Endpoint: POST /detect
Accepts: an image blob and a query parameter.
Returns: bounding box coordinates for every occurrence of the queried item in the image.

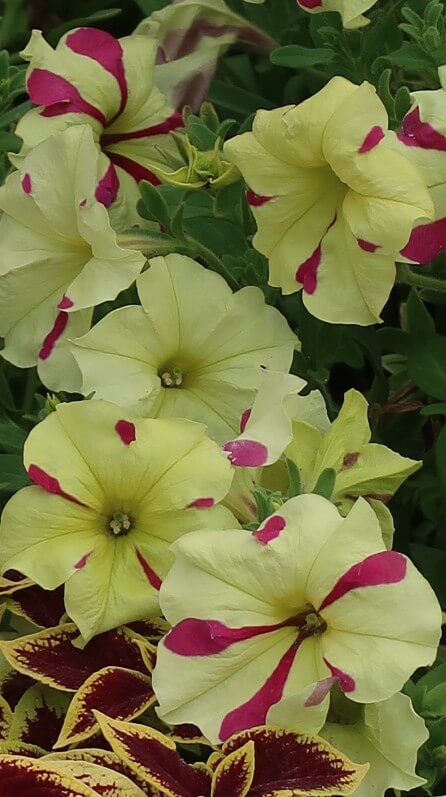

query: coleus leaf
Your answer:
[54,667,155,748]
[45,748,150,792]
[222,727,369,795]
[9,685,70,751]
[211,741,254,797]
[42,759,147,796]
[0,575,32,596]
[0,755,99,796]
[0,623,154,691]
[0,665,34,710]
[128,618,170,643]
[6,585,65,628]
[168,724,210,745]
[95,712,213,797]
[0,740,45,757]
[0,696,12,741]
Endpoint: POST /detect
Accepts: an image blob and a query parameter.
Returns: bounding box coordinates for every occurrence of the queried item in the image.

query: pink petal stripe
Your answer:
[187,498,215,508]
[299,0,323,6]
[66,28,127,114]
[358,125,385,154]
[164,618,287,656]
[318,551,407,611]
[304,676,337,707]
[74,552,92,570]
[136,550,162,590]
[115,420,136,445]
[253,515,286,545]
[223,439,269,467]
[239,409,251,433]
[101,111,183,145]
[107,151,161,185]
[357,239,379,253]
[57,295,74,310]
[398,107,446,151]
[323,659,355,693]
[21,173,32,194]
[401,216,446,264]
[246,190,273,207]
[295,244,321,295]
[219,640,300,740]
[95,161,119,207]
[28,69,106,125]
[38,312,68,360]
[28,464,88,507]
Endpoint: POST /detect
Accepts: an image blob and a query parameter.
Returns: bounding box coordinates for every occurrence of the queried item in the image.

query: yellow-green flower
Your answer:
[297,0,378,28]
[71,254,297,445]
[0,126,145,392]
[224,78,433,325]
[0,400,234,644]
[153,495,441,743]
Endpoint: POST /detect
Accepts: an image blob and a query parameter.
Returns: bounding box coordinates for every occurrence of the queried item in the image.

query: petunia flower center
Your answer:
[160,367,183,388]
[291,604,327,638]
[109,512,132,536]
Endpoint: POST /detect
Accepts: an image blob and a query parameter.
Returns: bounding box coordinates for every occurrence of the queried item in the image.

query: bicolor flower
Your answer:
[268,684,429,797]
[136,0,274,111]
[0,400,234,643]
[297,0,378,28]
[153,494,441,743]
[71,254,297,445]
[16,27,183,225]
[224,78,433,325]
[0,126,145,392]
[391,65,446,264]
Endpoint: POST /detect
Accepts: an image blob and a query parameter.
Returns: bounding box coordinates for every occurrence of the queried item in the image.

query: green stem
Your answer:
[396,264,446,293]
[22,367,38,414]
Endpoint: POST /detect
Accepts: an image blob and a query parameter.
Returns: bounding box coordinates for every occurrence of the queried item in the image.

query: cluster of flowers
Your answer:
[0,0,445,793]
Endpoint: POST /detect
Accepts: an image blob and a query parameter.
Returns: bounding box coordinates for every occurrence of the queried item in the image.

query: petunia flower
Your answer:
[296,0,378,28]
[153,494,441,743]
[0,125,145,392]
[267,683,429,797]
[15,27,183,225]
[71,254,297,445]
[224,78,434,325]
[390,65,446,264]
[0,400,234,644]
[135,0,275,111]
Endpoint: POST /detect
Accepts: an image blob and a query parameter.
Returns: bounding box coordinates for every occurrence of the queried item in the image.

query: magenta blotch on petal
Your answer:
[219,641,300,740]
[323,659,355,693]
[165,618,286,656]
[401,217,446,264]
[318,551,407,611]
[296,244,321,294]
[57,295,74,310]
[21,173,32,194]
[246,189,273,207]
[399,107,446,152]
[299,0,323,7]
[304,677,337,707]
[66,28,128,114]
[342,452,360,468]
[187,498,215,509]
[28,69,106,124]
[95,162,119,207]
[253,515,286,545]
[357,239,379,253]
[358,126,385,154]
[239,409,251,433]
[115,420,136,445]
[38,312,69,360]
[136,550,162,590]
[74,553,92,570]
[27,464,88,507]
[223,439,269,467]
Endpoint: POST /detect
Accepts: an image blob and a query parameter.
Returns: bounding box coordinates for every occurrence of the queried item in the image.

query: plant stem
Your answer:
[396,264,446,293]
[22,368,38,414]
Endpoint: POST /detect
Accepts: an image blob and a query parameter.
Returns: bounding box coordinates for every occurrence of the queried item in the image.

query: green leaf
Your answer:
[406,289,435,337]
[313,468,336,500]
[0,454,28,492]
[0,131,21,152]
[46,9,122,45]
[0,421,26,451]
[208,80,274,116]
[139,181,171,230]
[270,45,334,68]
[186,116,217,150]
[435,426,446,491]
[408,334,446,400]
[421,403,446,416]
